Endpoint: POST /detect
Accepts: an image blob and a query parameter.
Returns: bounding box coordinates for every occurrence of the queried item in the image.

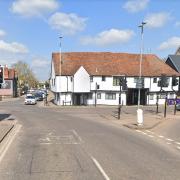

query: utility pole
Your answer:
[137,22,146,125]
[118,79,122,119]
[59,36,63,105]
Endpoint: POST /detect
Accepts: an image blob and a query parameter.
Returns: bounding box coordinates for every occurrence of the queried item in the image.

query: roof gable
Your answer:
[167,55,180,72]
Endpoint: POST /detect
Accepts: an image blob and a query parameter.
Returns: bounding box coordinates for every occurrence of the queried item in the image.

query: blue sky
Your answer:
[0,0,180,81]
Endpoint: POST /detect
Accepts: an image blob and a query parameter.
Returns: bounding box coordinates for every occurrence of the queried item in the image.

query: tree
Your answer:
[12,61,39,89]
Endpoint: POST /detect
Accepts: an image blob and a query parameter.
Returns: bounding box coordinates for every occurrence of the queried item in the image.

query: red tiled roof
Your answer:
[52,52,179,76]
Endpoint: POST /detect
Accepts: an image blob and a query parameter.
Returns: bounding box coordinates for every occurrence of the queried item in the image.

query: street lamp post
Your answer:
[58,36,63,105]
[137,22,146,125]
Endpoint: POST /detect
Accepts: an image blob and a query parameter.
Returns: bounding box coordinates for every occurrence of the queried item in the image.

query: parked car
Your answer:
[34,93,43,101]
[176,104,180,111]
[24,95,37,105]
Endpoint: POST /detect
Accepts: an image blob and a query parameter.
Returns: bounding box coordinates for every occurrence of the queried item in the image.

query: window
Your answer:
[88,93,93,99]
[105,93,116,100]
[134,77,139,83]
[160,93,166,99]
[54,78,55,86]
[113,77,120,86]
[149,94,154,100]
[97,93,101,99]
[169,93,174,99]
[70,77,73,81]
[153,78,157,83]
[90,76,93,82]
[102,76,106,81]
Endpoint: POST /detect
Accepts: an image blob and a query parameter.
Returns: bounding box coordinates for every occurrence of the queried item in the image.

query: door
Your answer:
[127,89,147,105]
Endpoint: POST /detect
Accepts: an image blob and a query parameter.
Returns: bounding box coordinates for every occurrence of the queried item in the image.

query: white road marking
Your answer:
[166,138,174,142]
[148,135,154,138]
[177,146,180,150]
[145,130,151,133]
[46,137,50,142]
[91,156,110,180]
[0,125,22,164]
[142,132,147,135]
[71,129,83,143]
[136,130,142,133]
[175,142,180,145]
[159,135,164,138]
[40,143,51,145]
[166,142,172,145]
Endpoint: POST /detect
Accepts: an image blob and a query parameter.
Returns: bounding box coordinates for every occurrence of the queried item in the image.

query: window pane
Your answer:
[153,78,157,83]
[113,77,119,86]
[105,93,116,100]
[149,94,154,100]
[102,76,106,81]
[97,93,101,99]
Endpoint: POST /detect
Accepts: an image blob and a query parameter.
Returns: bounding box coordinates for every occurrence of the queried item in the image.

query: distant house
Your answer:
[165,47,180,94]
[166,47,180,73]
[50,52,179,106]
[0,66,18,98]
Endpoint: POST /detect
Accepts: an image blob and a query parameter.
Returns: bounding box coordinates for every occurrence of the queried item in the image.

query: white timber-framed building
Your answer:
[50,52,179,106]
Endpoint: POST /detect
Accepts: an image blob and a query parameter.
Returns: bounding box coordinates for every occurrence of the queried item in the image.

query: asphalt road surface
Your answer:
[0,98,180,180]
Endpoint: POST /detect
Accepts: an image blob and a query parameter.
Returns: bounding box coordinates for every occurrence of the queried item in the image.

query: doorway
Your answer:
[127,88,148,105]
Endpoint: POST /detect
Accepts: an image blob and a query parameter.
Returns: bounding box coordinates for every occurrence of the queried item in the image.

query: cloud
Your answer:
[31,57,50,81]
[0,29,6,37]
[175,21,180,27]
[31,58,50,68]
[0,40,28,53]
[145,12,171,28]
[48,12,87,35]
[123,0,149,13]
[0,59,17,66]
[158,37,180,50]
[80,29,134,46]
[11,0,59,17]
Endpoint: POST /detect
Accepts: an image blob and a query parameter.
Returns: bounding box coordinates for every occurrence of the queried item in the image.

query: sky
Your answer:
[0,0,180,81]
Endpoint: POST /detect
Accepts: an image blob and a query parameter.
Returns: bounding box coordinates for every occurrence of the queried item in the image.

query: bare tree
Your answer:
[12,61,39,89]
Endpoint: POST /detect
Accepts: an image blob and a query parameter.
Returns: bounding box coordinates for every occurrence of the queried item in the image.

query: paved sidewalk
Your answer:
[38,91,179,130]
[101,111,180,130]
[0,114,16,143]
[0,97,20,103]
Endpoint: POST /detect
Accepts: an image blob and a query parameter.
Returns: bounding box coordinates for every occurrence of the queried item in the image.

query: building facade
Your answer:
[0,66,18,98]
[50,52,179,106]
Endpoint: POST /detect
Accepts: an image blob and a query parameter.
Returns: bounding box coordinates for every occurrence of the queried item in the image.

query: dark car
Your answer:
[176,104,180,111]
[34,93,43,101]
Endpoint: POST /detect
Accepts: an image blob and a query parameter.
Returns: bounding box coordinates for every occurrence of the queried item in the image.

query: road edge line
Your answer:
[91,156,110,180]
[0,124,22,163]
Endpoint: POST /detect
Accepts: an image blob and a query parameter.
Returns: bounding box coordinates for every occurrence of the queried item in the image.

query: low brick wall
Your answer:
[0,89,13,96]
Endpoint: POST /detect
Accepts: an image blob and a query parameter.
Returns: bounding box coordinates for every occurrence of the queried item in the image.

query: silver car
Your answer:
[24,95,37,105]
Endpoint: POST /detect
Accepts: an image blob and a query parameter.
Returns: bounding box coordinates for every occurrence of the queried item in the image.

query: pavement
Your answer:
[0,111,17,146]
[37,93,180,130]
[0,93,178,145]
[113,113,177,130]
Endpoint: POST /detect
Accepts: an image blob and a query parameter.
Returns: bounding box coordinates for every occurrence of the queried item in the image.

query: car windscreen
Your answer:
[26,96,35,99]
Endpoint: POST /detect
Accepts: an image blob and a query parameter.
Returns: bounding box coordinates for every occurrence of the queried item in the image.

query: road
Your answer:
[0,98,180,180]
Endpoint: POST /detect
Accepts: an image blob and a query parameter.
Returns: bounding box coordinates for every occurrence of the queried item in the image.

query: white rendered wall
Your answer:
[86,92,126,106]
[74,66,90,93]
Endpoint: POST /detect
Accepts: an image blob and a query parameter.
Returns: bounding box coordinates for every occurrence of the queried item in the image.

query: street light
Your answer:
[58,36,63,105]
[137,22,146,125]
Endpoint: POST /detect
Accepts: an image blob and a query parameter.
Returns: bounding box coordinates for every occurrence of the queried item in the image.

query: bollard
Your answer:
[137,109,143,125]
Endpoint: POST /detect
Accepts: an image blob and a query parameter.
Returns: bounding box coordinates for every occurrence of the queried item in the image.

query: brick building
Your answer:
[0,66,18,98]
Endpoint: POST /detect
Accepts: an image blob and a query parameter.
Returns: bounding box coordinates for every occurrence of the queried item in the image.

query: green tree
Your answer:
[12,61,39,89]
